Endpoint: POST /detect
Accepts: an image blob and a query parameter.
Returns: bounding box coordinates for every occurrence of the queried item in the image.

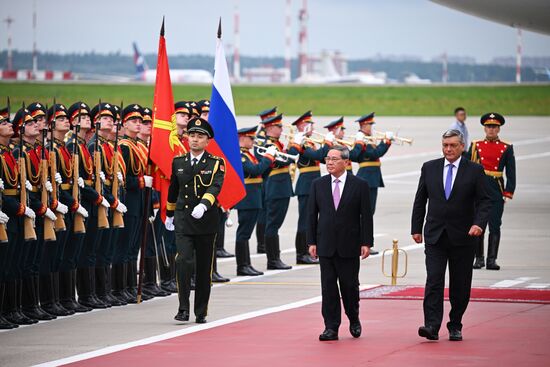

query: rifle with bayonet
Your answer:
[49,100,66,231]
[94,100,109,229]
[0,97,10,243]
[41,103,56,241]
[111,102,124,228]
[20,102,37,241]
[72,103,86,233]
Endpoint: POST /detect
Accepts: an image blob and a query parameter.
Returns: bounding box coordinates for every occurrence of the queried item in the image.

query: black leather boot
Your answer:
[34,275,56,320]
[473,235,485,269]
[111,264,131,303]
[104,266,125,306]
[40,273,70,317]
[486,233,501,270]
[0,282,19,329]
[21,276,55,320]
[256,223,266,254]
[53,272,75,315]
[3,279,37,325]
[236,241,263,276]
[132,261,152,301]
[143,257,171,297]
[66,270,92,313]
[211,251,230,283]
[92,267,111,308]
[77,268,107,309]
[295,232,319,265]
[266,235,292,270]
[159,255,177,293]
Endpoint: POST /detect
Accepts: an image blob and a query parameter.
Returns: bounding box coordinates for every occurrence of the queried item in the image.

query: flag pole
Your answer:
[137,16,164,304]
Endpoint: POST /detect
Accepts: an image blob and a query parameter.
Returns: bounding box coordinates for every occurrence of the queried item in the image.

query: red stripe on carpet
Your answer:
[360,286,550,304]
[61,299,550,367]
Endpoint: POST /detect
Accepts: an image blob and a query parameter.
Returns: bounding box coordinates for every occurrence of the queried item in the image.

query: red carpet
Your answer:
[360,285,550,304]
[61,296,550,367]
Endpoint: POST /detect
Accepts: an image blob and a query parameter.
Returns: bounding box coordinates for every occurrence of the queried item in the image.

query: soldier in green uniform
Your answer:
[256,113,293,270]
[234,126,275,276]
[165,117,225,323]
[468,113,516,270]
[254,107,277,254]
[350,113,393,255]
[287,111,330,264]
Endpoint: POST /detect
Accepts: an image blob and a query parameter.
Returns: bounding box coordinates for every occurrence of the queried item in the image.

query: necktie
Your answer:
[333,179,341,209]
[445,164,454,199]
[192,158,198,166]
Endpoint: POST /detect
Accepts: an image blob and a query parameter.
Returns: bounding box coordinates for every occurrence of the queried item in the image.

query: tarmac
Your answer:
[1,116,549,367]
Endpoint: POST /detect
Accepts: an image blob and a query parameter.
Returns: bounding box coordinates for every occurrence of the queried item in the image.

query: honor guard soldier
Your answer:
[287,111,330,264]
[137,107,170,298]
[49,104,90,313]
[234,126,276,276]
[1,108,38,328]
[257,113,293,270]
[119,104,153,301]
[197,99,210,120]
[254,106,278,254]
[351,113,392,255]
[174,101,191,151]
[13,106,59,321]
[468,113,516,270]
[325,117,353,173]
[165,117,225,324]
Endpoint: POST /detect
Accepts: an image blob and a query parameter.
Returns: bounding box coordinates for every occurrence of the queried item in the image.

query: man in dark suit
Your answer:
[307,145,373,341]
[411,129,491,342]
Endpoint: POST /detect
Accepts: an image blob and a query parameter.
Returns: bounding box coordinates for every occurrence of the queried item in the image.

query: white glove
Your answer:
[355,131,365,141]
[0,210,9,224]
[55,172,62,184]
[78,177,85,188]
[265,145,278,157]
[24,206,36,219]
[294,132,305,145]
[115,202,127,213]
[56,202,68,215]
[325,131,335,143]
[100,197,110,208]
[117,171,124,184]
[45,180,53,193]
[45,208,57,221]
[165,216,175,231]
[385,131,394,140]
[76,205,89,218]
[191,203,207,219]
[99,171,106,182]
[25,180,33,191]
[143,175,153,188]
[0,178,4,190]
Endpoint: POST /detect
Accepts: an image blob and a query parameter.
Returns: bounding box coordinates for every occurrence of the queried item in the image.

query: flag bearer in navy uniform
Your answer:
[235,126,275,276]
[351,113,392,255]
[324,117,353,173]
[254,107,277,254]
[287,111,331,264]
[165,117,225,324]
[256,114,293,270]
[468,113,515,270]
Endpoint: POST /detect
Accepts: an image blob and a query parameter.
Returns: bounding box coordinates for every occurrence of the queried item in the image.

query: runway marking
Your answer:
[491,277,539,288]
[226,281,320,286]
[32,285,380,367]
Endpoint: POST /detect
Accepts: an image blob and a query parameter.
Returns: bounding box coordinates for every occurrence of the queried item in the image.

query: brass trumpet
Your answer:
[310,131,356,147]
[374,130,414,145]
[254,145,299,163]
[343,134,381,144]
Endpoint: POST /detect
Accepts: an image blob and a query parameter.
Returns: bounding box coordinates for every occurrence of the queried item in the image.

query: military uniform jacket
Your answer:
[288,140,329,196]
[256,137,294,200]
[353,139,391,188]
[67,136,102,210]
[234,148,273,211]
[166,151,225,235]
[52,138,78,211]
[468,138,516,201]
[1,144,26,219]
[12,141,48,217]
[119,136,146,217]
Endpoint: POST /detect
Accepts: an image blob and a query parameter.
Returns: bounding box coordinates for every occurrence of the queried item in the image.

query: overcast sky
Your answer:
[2,0,550,62]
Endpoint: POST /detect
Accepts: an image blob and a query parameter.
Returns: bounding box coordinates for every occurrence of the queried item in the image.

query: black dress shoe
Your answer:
[216,249,235,258]
[237,265,264,276]
[418,326,439,341]
[0,315,19,329]
[473,256,485,269]
[161,280,177,294]
[212,271,230,283]
[4,311,38,325]
[296,255,319,265]
[449,329,463,341]
[319,329,338,341]
[486,261,500,270]
[349,322,362,338]
[267,259,292,270]
[42,303,72,317]
[174,310,189,322]
[195,316,207,324]
[369,248,379,255]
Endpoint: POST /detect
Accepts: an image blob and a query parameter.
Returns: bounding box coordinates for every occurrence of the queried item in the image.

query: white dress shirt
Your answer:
[331,172,347,195]
[190,151,205,165]
[449,120,470,147]
[443,156,461,191]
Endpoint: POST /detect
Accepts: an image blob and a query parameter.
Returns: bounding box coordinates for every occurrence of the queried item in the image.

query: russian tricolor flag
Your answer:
[207,20,246,209]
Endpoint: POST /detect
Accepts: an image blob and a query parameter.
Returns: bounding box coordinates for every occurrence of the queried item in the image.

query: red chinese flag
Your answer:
[149,19,185,221]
